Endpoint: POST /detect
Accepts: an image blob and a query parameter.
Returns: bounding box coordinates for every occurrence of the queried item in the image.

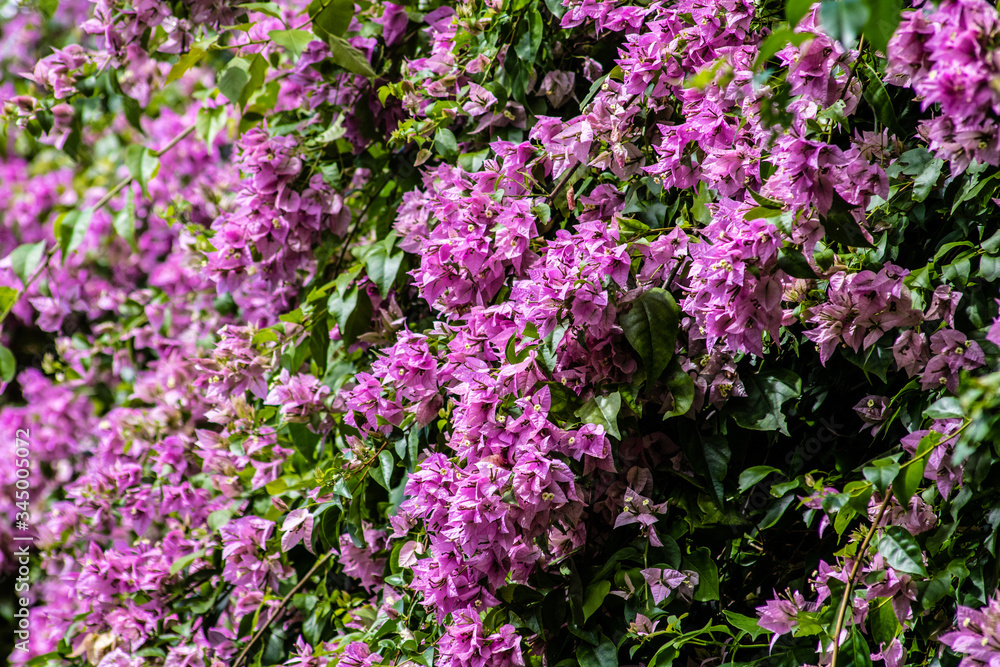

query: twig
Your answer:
[231,551,335,667]
[329,174,391,279]
[231,442,388,667]
[829,488,891,667]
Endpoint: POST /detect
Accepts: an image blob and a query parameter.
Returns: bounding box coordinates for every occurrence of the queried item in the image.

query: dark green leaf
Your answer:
[514,9,543,61]
[777,246,817,279]
[870,598,901,647]
[730,369,802,435]
[239,53,269,108]
[863,457,900,493]
[0,345,16,383]
[861,63,902,136]
[365,248,403,296]
[893,459,925,507]
[60,207,95,259]
[861,0,901,53]
[309,0,353,38]
[898,148,944,202]
[786,0,813,25]
[326,35,376,78]
[575,392,621,440]
[371,450,395,490]
[739,466,781,492]
[664,364,694,417]
[581,580,610,621]
[819,0,870,47]
[621,287,679,382]
[877,526,929,577]
[821,191,874,247]
[685,547,720,602]
[576,637,618,667]
[839,627,873,667]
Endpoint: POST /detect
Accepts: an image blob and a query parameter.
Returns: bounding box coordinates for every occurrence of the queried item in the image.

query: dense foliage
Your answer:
[2,0,1000,664]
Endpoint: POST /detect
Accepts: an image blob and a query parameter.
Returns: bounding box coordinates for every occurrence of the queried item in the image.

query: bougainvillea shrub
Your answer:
[2,0,1000,664]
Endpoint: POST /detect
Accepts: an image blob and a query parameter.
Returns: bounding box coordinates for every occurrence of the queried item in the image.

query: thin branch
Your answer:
[829,489,891,667]
[231,442,388,667]
[231,551,335,667]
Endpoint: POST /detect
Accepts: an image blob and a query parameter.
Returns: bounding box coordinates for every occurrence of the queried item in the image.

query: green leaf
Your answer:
[207,509,233,531]
[877,526,929,577]
[730,369,802,435]
[621,287,679,382]
[326,35,376,78]
[893,458,925,507]
[924,396,963,420]
[699,434,731,508]
[371,450,395,490]
[169,549,205,575]
[458,148,490,172]
[581,580,611,621]
[575,392,622,440]
[218,57,252,105]
[269,29,316,57]
[739,466,781,492]
[664,364,694,417]
[514,9,543,61]
[365,248,404,296]
[861,63,902,137]
[434,128,458,160]
[952,171,1000,214]
[839,627,873,667]
[0,287,19,319]
[754,28,811,69]
[125,144,161,199]
[870,598,901,647]
[309,0,353,38]
[777,246,817,279]
[786,0,813,25]
[863,457,900,493]
[861,0,901,53]
[167,40,211,84]
[113,195,137,251]
[685,547,720,602]
[240,1,283,17]
[819,0,870,48]
[196,105,228,147]
[60,207,95,259]
[239,53,269,108]
[898,148,944,203]
[648,645,680,667]
[0,345,16,383]
[9,241,46,287]
[723,610,769,640]
[821,191,873,247]
[38,0,59,18]
[576,637,618,667]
